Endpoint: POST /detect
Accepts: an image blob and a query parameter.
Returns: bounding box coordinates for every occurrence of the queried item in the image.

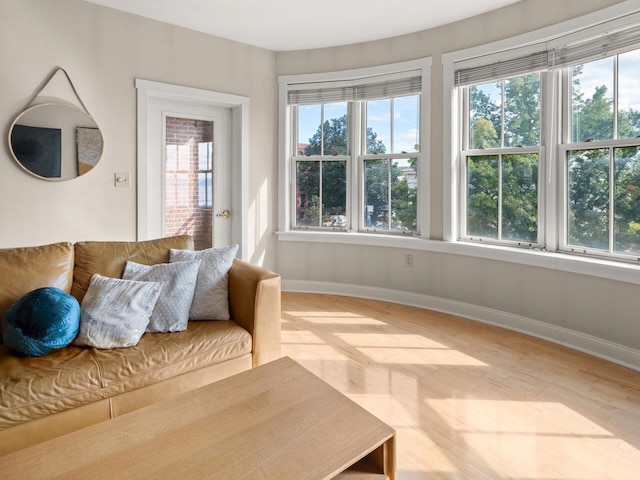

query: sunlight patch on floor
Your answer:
[282,310,388,325]
[425,398,640,480]
[355,347,488,366]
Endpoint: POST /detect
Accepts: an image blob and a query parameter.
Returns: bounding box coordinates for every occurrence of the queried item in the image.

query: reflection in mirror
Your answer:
[8,103,103,181]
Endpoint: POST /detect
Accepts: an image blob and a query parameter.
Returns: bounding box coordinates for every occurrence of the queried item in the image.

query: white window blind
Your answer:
[454,17,640,86]
[552,22,640,67]
[288,75,421,105]
[455,51,549,86]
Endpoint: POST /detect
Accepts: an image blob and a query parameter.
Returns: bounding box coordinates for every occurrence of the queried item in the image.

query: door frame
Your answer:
[136,79,249,259]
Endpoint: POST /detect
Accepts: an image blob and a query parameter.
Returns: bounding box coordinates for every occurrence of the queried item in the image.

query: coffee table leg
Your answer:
[384,434,396,480]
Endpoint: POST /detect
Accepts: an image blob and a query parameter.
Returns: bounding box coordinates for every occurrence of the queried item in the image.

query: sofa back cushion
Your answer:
[0,242,75,341]
[71,236,194,303]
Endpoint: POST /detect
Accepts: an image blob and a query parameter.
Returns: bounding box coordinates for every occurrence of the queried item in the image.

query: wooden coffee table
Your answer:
[0,356,395,479]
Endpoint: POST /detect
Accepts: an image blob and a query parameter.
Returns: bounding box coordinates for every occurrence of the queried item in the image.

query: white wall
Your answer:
[0,0,277,268]
[275,0,640,369]
[2,0,638,367]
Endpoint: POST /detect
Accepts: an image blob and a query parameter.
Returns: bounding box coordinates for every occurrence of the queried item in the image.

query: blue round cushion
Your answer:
[2,287,80,357]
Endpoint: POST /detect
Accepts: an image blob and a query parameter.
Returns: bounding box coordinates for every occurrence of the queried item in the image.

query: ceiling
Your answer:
[83,0,521,51]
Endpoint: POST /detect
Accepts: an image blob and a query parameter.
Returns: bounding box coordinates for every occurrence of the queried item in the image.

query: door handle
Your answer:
[216,209,231,219]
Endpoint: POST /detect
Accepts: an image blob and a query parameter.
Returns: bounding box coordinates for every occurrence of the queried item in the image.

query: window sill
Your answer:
[276,230,640,286]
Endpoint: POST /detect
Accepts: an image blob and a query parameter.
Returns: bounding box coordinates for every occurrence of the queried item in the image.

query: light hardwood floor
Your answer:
[281,292,640,480]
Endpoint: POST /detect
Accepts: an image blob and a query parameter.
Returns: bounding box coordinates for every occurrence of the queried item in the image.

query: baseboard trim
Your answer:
[282,279,640,372]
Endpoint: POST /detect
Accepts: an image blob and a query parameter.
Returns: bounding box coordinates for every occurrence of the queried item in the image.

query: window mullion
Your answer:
[609,147,615,254]
[319,159,323,227]
[390,99,395,153]
[613,55,619,140]
[320,105,325,155]
[387,159,392,231]
[351,101,361,231]
[500,80,505,147]
[498,154,503,240]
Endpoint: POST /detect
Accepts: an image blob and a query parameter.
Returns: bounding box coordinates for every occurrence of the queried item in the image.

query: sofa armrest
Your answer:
[228,259,281,367]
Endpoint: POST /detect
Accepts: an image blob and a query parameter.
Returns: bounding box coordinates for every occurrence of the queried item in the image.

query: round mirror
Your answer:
[8,103,103,181]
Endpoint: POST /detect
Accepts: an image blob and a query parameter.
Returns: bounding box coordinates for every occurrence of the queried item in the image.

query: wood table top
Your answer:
[0,356,395,480]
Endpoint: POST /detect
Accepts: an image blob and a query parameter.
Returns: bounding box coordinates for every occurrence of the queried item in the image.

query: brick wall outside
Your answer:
[164,117,213,251]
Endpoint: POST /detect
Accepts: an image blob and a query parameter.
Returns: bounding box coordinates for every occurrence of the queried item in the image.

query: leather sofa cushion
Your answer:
[0,321,251,430]
[0,345,103,429]
[72,236,194,303]
[0,242,74,342]
[93,321,251,397]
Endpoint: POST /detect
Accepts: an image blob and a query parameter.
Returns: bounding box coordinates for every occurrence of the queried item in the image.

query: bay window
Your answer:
[283,66,425,235]
[452,18,640,263]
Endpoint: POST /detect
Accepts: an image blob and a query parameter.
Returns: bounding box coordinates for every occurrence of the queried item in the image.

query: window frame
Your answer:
[459,73,545,248]
[444,5,640,265]
[278,59,431,240]
[290,101,351,231]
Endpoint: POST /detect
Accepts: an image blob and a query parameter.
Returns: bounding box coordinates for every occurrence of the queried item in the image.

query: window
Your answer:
[284,66,425,235]
[451,18,640,262]
[462,74,541,245]
[294,102,348,228]
[363,95,419,233]
[197,141,212,208]
[562,50,640,257]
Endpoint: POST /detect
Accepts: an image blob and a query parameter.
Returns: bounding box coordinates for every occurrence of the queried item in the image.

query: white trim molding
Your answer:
[283,279,640,372]
[278,58,432,237]
[135,79,250,259]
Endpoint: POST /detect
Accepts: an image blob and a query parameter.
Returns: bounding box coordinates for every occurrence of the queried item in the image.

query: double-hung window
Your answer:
[560,49,640,258]
[294,102,349,229]
[282,62,427,236]
[363,95,420,233]
[460,72,542,245]
[451,17,640,263]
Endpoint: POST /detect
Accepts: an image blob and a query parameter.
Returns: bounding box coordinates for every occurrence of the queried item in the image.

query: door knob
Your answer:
[216,209,231,219]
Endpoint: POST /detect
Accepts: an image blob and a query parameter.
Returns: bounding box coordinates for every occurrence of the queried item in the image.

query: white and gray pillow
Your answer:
[122,260,201,333]
[74,274,162,349]
[170,245,238,320]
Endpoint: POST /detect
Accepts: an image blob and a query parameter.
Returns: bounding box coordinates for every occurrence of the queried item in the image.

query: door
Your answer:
[136,80,250,258]
[143,97,232,248]
[159,102,231,248]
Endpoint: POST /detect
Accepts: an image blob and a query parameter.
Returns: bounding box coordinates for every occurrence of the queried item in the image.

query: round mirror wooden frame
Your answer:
[8,102,104,181]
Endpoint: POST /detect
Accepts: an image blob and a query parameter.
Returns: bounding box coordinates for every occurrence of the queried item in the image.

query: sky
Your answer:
[297,95,419,154]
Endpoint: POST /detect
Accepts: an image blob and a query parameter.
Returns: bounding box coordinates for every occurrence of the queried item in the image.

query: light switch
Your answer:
[115,172,130,188]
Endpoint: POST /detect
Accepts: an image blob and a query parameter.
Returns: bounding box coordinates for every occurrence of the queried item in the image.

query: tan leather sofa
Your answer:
[0,236,281,456]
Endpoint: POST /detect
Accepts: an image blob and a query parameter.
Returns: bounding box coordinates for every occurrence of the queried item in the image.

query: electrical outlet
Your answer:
[404,254,414,268]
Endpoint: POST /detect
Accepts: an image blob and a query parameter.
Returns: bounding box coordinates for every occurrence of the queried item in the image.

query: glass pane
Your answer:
[321,160,347,227]
[296,161,320,226]
[502,154,538,242]
[617,50,640,139]
[164,116,213,250]
[364,159,389,229]
[322,102,348,155]
[467,155,499,238]
[614,146,640,255]
[198,172,211,207]
[366,99,390,154]
[297,104,321,155]
[390,158,417,232]
[572,57,614,142]
[392,95,420,153]
[567,149,609,250]
[469,82,501,149]
[504,74,540,147]
[197,142,211,170]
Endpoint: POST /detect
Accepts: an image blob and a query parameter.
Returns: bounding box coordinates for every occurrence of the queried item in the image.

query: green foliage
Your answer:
[296,160,347,227]
[468,66,640,253]
[299,105,419,231]
[364,158,417,231]
[504,75,540,147]
[304,114,386,155]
